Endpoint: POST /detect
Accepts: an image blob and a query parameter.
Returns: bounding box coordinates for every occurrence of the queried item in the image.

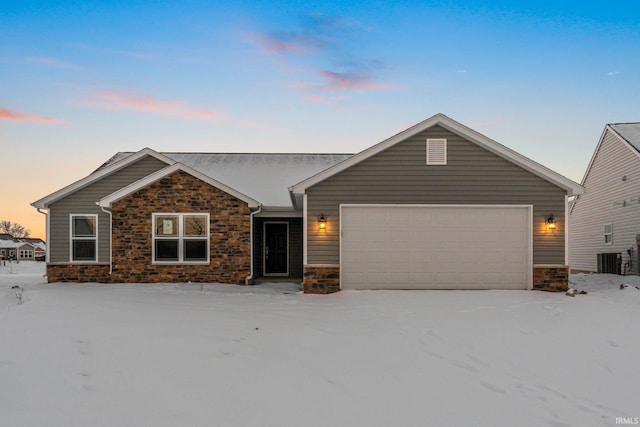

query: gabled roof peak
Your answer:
[33,148,174,208]
[291,113,583,196]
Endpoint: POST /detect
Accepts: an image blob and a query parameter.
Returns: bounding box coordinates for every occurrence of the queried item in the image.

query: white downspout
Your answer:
[565,195,569,267]
[100,206,113,275]
[245,205,263,285]
[36,208,50,264]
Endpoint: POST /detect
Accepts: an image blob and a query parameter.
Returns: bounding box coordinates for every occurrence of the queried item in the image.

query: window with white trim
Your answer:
[604,223,613,245]
[71,214,97,261]
[20,250,33,258]
[153,213,209,263]
[426,138,447,165]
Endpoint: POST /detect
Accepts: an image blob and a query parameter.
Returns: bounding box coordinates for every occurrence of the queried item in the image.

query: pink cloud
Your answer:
[244,32,310,55]
[292,70,391,96]
[0,108,62,123]
[302,94,349,106]
[304,94,329,103]
[319,70,390,92]
[89,91,226,121]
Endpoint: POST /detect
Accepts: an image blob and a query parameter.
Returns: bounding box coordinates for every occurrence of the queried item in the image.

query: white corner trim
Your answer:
[98,163,260,208]
[564,195,569,266]
[32,148,175,209]
[303,193,308,265]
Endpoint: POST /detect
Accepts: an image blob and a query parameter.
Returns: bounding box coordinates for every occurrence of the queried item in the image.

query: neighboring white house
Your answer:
[570,122,640,274]
[0,236,45,261]
[0,240,34,261]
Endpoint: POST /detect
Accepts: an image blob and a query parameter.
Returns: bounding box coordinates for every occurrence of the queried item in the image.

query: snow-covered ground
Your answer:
[2,262,639,427]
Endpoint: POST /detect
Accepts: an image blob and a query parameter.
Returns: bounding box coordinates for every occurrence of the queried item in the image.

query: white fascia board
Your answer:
[571,125,640,214]
[290,113,584,196]
[581,125,640,186]
[98,163,261,209]
[31,147,175,209]
[436,119,584,196]
[578,125,612,187]
[289,115,446,194]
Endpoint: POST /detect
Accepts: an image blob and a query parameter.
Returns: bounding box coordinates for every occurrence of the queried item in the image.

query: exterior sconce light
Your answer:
[318,213,327,230]
[546,214,556,230]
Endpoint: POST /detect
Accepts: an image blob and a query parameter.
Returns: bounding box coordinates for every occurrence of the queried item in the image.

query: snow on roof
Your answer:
[0,240,33,249]
[610,123,640,152]
[103,152,353,207]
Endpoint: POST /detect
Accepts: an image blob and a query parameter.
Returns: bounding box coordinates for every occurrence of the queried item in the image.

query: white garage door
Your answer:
[341,205,531,290]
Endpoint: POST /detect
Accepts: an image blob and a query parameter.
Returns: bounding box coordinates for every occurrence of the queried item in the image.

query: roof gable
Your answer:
[609,123,640,152]
[579,123,640,187]
[290,113,583,196]
[32,148,174,209]
[100,152,352,207]
[99,163,260,209]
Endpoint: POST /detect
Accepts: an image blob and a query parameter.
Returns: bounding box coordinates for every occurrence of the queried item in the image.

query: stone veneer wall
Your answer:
[47,264,111,283]
[303,264,569,293]
[532,265,569,292]
[109,170,251,284]
[303,265,340,294]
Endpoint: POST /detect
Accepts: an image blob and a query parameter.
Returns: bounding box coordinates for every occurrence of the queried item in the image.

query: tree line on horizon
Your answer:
[0,220,30,238]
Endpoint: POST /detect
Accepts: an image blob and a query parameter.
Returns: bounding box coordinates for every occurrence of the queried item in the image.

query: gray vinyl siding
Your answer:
[48,156,168,263]
[569,129,640,272]
[253,218,303,278]
[306,125,567,265]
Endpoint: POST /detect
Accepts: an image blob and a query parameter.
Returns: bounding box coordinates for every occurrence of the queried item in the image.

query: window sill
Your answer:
[152,261,210,265]
[49,262,108,265]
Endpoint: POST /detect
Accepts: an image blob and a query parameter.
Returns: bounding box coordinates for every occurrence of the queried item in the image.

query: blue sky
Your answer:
[2,0,640,238]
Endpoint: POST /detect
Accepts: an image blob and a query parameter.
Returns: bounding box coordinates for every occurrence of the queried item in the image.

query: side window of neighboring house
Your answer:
[153,213,209,263]
[604,223,613,245]
[71,214,98,261]
[20,250,33,258]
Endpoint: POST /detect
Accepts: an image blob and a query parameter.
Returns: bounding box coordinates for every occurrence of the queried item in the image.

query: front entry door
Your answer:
[264,223,288,275]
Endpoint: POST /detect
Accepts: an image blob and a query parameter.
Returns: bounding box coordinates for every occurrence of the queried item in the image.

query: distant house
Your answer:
[32,114,583,292]
[570,122,640,274]
[0,240,35,261]
[0,234,45,261]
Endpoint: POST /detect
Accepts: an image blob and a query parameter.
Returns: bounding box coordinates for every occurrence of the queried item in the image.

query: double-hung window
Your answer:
[604,223,613,245]
[71,214,97,261]
[153,213,209,263]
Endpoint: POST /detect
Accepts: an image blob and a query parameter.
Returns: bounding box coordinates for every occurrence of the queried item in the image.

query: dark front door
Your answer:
[265,223,288,275]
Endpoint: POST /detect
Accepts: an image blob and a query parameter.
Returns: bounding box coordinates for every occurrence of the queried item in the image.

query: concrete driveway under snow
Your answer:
[1,262,639,426]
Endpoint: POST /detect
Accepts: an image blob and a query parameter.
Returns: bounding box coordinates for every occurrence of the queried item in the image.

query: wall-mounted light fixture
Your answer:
[318,213,327,230]
[546,214,556,230]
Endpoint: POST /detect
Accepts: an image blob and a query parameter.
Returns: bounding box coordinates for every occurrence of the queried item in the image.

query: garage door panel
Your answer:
[341,205,530,290]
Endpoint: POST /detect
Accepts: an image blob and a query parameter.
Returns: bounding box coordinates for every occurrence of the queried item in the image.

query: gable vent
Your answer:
[426,138,447,165]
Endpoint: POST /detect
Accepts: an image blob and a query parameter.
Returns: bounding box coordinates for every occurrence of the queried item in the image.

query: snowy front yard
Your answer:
[1,262,639,426]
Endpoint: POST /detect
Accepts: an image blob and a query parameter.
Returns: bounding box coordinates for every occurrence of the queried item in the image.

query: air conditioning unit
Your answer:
[597,253,621,274]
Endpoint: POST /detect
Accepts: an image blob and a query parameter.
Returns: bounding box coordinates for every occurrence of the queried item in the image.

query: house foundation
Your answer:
[47,264,111,283]
[303,265,340,294]
[532,264,569,292]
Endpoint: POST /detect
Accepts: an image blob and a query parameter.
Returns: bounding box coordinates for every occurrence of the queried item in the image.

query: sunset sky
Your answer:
[2,0,639,239]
